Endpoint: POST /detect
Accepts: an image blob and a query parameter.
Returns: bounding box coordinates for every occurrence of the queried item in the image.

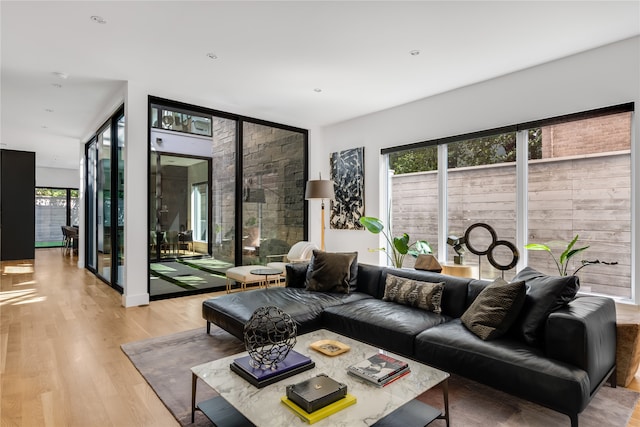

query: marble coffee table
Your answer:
[191,329,449,426]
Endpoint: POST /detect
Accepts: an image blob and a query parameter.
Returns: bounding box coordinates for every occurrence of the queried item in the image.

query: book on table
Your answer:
[230,350,315,388]
[347,352,410,386]
[281,393,357,424]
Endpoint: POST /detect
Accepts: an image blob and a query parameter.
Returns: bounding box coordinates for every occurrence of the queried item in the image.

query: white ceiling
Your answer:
[1,1,639,170]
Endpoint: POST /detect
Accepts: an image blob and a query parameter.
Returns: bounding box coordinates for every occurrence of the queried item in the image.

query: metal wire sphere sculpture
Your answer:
[243,306,297,370]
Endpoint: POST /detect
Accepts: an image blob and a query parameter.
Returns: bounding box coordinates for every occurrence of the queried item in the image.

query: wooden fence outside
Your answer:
[391,152,631,298]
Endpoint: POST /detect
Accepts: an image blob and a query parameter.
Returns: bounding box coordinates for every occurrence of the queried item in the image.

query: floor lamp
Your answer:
[305,175,335,251]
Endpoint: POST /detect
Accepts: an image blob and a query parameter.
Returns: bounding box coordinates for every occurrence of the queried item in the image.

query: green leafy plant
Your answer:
[359,216,432,268]
[524,234,617,276]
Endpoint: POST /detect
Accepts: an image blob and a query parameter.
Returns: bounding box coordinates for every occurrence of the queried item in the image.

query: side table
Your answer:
[616,323,640,386]
[250,268,283,288]
[441,263,478,279]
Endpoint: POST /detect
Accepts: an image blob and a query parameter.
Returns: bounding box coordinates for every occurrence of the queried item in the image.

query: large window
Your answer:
[241,122,306,266]
[148,98,308,299]
[385,104,633,299]
[527,112,632,298]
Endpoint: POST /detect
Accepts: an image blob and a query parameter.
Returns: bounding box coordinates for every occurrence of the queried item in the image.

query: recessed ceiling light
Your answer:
[90,15,107,24]
[313,88,322,93]
[45,108,54,113]
[53,71,69,79]
[410,50,420,56]
[206,53,218,60]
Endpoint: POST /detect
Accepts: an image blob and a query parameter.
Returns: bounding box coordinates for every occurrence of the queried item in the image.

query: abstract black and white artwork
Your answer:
[330,147,364,230]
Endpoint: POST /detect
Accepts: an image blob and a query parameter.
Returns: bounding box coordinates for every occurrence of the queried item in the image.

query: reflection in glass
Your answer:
[97,126,112,281]
[116,114,125,286]
[87,139,97,270]
[149,154,210,261]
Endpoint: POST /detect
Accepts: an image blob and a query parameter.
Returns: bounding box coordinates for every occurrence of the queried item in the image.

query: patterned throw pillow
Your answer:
[382,274,444,314]
[461,277,526,341]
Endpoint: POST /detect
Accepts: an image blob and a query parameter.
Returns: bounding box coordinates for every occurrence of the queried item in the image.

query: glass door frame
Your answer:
[147,96,309,300]
[84,105,125,292]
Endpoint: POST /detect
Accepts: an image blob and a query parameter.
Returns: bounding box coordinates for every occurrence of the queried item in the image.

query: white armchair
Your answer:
[266,241,318,274]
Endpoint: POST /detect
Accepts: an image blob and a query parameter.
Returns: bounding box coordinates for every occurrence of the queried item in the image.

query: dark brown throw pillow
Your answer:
[510,267,580,346]
[461,278,526,340]
[382,274,444,314]
[305,250,358,293]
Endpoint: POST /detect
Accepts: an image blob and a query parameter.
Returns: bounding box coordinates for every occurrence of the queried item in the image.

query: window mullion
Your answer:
[437,144,448,264]
[516,130,529,272]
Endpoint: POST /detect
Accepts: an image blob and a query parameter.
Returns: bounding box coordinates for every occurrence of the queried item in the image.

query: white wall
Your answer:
[36,166,78,188]
[318,37,640,273]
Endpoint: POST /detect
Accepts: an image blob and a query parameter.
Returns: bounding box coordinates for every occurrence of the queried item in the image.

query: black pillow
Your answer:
[510,267,580,346]
[305,250,358,293]
[285,262,310,288]
[461,278,526,340]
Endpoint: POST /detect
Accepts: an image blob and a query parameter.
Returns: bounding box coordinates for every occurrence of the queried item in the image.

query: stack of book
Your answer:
[347,353,410,387]
[281,374,356,424]
[230,350,315,388]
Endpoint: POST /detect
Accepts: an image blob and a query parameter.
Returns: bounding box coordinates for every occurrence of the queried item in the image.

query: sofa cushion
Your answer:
[511,267,580,346]
[461,277,525,340]
[322,298,448,355]
[382,274,444,314]
[414,320,591,416]
[306,250,358,293]
[202,287,372,340]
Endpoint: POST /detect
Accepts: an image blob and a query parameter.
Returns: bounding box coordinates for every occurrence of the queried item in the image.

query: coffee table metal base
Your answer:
[373,379,449,426]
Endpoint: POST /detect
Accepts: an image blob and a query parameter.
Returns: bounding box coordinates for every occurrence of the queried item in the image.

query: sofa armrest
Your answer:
[545,296,616,392]
[285,262,309,288]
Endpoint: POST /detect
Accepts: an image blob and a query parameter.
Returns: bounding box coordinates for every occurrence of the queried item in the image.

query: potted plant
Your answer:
[524,234,617,276]
[359,216,432,268]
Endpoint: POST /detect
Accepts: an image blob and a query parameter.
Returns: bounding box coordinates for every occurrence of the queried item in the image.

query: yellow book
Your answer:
[281,393,357,424]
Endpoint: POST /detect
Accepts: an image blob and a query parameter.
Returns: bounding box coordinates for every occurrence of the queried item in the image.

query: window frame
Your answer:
[382,102,635,302]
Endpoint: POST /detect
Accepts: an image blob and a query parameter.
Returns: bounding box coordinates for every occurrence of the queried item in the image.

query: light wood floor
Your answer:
[1,248,640,426]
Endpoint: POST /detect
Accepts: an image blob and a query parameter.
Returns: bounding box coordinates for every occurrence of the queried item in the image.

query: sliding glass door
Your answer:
[85,106,125,290]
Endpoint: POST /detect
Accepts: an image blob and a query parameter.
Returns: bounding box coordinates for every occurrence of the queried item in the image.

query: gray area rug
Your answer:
[122,327,639,427]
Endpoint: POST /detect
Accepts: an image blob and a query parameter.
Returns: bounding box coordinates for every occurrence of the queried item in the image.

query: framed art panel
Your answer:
[330,147,364,230]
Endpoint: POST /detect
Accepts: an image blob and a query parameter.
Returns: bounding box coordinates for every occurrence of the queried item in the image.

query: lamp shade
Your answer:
[305,179,335,200]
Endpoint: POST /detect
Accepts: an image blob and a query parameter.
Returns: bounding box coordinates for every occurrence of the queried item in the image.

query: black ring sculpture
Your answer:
[464,223,497,256]
[463,223,519,272]
[486,240,519,271]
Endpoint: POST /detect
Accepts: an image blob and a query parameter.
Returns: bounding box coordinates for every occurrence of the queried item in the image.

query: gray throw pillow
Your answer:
[511,267,580,346]
[382,274,444,314]
[461,278,526,340]
[305,250,358,293]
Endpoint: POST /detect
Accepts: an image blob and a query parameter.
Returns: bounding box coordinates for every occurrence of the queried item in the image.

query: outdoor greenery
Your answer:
[524,234,618,276]
[389,128,542,175]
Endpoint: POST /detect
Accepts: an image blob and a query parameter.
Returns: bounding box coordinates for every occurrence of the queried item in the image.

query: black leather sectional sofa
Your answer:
[202,262,617,427]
